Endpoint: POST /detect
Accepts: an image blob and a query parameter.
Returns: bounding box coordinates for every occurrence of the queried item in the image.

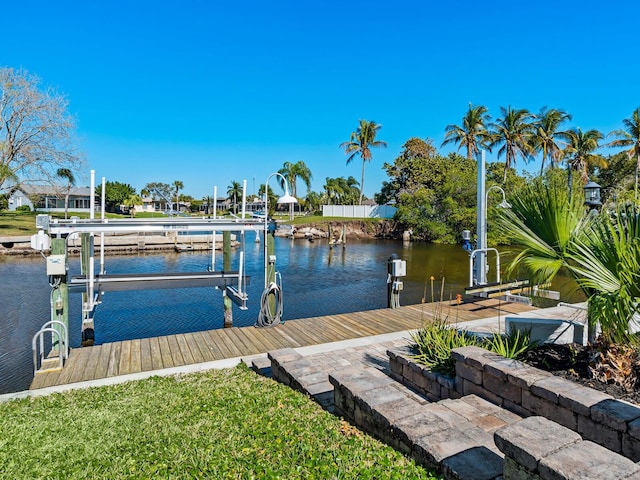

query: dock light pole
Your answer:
[475,151,511,286]
[263,172,297,289]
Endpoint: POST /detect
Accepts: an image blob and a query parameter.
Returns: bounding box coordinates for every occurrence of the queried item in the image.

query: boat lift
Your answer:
[31,172,278,369]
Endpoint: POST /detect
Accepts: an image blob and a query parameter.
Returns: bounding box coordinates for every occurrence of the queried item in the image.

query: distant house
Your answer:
[7,185,96,214]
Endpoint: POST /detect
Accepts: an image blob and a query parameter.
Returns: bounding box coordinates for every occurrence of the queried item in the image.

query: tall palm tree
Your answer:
[442,104,491,159]
[278,160,312,219]
[531,107,572,175]
[563,128,606,191]
[56,168,75,219]
[340,120,387,205]
[227,181,242,215]
[172,180,183,213]
[488,106,536,183]
[323,177,345,205]
[607,108,640,201]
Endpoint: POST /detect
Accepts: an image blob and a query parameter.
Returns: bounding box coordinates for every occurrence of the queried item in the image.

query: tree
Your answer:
[278,160,312,219]
[123,194,142,217]
[607,108,640,202]
[442,104,491,159]
[172,180,184,213]
[340,119,387,205]
[392,151,477,243]
[563,128,606,189]
[144,182,172,210]
[304,191,323,214]
[0,67,81,193]
[488,106,535,183]
[498,174,640,344]
[227,181,242,214]
[380,138,438,203]
[56,168,75,219]
[531,107,572,174]
[95,181,136,212]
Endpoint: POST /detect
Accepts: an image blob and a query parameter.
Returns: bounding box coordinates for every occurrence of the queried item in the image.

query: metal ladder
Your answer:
[32,320,69,373]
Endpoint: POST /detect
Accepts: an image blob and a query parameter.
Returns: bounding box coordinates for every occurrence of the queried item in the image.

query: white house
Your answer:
[8,185,96,214]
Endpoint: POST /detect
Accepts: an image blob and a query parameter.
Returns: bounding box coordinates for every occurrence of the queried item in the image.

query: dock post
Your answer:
[50,238,69,353]
[223,231,233,327]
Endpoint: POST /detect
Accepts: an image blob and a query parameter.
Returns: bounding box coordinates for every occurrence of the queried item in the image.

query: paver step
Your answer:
[329,366,520,480]
[268,345,522,479]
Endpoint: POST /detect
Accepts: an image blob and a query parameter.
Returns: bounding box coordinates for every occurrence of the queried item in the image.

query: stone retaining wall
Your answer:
[389,345,640,461]
[495,416,640,480]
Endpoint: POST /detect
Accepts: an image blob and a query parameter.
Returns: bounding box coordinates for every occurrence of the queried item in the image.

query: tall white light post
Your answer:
[475,151,510,286]
[263,172,297,289]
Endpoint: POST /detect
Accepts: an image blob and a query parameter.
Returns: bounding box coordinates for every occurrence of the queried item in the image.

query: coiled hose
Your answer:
[256,272,284,327]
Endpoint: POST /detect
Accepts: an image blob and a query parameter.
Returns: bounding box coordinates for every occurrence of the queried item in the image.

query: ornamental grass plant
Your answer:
[0,365,438,479]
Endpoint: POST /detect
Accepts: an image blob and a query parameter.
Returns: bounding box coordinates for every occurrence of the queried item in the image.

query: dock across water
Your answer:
[30,299,536,391]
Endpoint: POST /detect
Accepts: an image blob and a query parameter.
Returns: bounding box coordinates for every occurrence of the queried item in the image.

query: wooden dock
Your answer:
[30,299,536,390]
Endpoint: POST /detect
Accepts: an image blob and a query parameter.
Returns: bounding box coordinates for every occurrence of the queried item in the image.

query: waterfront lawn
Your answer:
[0,211,39,236]
[0,365,438,479]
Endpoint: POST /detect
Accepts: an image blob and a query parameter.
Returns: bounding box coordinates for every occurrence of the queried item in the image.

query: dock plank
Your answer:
[140,338,153,372]
[167,335,185,367]
[94,343,112,379]
[118,340,132,376]
[106,342,122,377]
[158,335,174,368]
[149,337,163,370]
[175,334,195,365]
[129,339,142,374]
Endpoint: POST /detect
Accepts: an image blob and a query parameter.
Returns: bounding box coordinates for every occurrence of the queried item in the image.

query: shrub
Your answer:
[410,319,482,376]
[15,205,31,212]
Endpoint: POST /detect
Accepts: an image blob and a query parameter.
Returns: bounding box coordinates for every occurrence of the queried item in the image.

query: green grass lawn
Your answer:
[0,365,439,479]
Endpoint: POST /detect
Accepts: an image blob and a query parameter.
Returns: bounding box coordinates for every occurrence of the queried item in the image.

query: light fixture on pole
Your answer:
[583,180,602,209]
[483,185,511,262]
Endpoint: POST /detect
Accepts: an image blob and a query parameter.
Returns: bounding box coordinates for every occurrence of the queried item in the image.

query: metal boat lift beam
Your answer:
[69,271,247,293]
[42,217,266,236]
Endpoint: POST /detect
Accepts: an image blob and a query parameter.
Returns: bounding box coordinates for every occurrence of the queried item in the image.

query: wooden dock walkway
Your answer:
[30,299,536,390]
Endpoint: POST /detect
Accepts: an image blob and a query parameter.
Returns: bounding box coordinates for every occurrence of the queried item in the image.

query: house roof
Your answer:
[16,185,94,196]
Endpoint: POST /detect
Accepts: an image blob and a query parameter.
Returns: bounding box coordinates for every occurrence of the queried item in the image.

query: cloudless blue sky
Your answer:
[5,0,639,199]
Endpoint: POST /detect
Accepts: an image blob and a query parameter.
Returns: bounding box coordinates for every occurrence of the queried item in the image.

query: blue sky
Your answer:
[4,0,639,199]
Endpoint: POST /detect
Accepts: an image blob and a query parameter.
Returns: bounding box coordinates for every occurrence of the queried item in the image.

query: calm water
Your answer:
[0,238,578,394]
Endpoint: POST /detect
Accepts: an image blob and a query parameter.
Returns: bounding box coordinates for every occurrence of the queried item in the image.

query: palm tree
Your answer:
[340,120,387,205]
[442,104,491,159]
[124,193,142,217]
[56,168,76,219]
[531,107,572,175]
[278,160,312,219]
[563,128,606,192]
[607,108,640,201]
[227,181,242,215]
[304,191,322,214]
[499,175,640,344]
[488,106,535,183]
[323,177,345,205]
[172,180,183,213]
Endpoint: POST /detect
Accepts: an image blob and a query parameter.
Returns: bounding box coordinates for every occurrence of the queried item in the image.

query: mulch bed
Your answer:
[522,343,640,406]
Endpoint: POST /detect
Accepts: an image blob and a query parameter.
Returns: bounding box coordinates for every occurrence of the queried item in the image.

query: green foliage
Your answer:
[15,205,31,212]
[388,146,476,243]
[95,181,136,212]
[411,322,537,375]
[486,329,538,359]
[0,366,437,479]
[410,320,482,375]
[500,172,640,345]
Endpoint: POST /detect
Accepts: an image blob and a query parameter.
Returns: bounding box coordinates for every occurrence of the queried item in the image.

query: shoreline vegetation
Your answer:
[0,365,437,479]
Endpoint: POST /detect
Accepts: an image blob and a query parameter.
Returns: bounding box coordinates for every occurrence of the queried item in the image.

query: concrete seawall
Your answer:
[0,233,238,256]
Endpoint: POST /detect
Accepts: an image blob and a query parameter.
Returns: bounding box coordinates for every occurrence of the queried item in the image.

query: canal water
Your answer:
[0,238,578,394]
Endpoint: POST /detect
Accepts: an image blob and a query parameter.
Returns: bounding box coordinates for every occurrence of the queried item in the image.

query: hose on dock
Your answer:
[256,272,284,327]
